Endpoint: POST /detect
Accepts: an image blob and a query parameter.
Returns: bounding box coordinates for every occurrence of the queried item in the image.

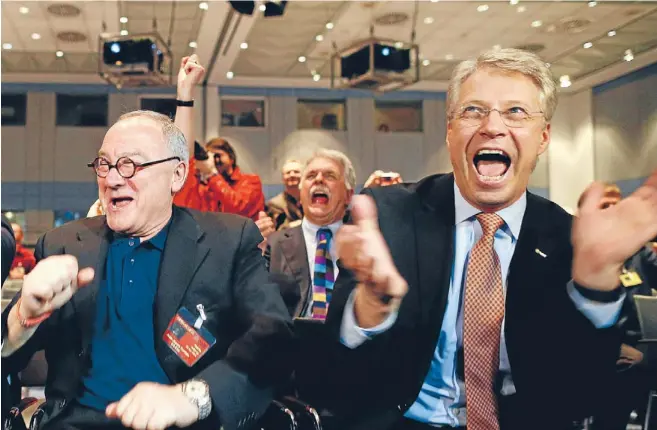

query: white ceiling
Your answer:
[2,0,657,92]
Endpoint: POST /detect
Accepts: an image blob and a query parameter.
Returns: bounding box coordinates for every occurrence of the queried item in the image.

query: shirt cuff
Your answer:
[340,290,398,348]
[567,280,625,328]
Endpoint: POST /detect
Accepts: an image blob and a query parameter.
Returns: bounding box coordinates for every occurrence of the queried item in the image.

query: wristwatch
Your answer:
[181,379,212,420]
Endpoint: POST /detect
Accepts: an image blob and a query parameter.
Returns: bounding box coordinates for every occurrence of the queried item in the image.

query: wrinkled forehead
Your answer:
[100,117,166,157]
[459,68,541,106]
[303,157,344,177]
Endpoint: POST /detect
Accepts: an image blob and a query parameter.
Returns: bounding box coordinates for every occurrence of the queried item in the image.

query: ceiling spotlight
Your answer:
[431,0,439,2]
[624,49,634,62]
[517,6,526,12]
[258,4,266,12]
[189,41,198,48]
[31,33,41,40]
[3,43,13,50]
[298,56,306,63]
[56,50,64,57]
[477,4,489,12]
[326,22,334,30]
[120,16,128,23]
[315,34,323,42]
[226,71,234,79]
[394,41,403,49]
[313,74,321,82]
[531,20,542,28]
[546,63,551,68]
[199,2,209,10]
[445,54,454,60]
[240,42,248,49]
[120,30,128,36]
[588,1,597,7]
[583,42,593,49]
[19,6,29,14]
[510,0,519,4]
[608,30,616,37]
[559,75,571,88]
[422,59,431,66]
[424,17,434,24]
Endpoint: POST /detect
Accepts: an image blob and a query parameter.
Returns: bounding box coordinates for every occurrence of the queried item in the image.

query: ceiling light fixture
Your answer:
[531,20,542,28]
[608,30,616,37]
[189,41,198,48]
[313,74,321,82]
[510,0,519,4]
[298,56,306,63]
[226,71,234,79]
[431,0,439,2]
[315,34,323,42]
[56,50,64,57]
[120,30,128,36]
[624,49,634,62]
[259,4,266,12]
[19,6,29,14]
[588,1,597,7]
[240,42,248,49]
[583,42,593,49]
[31,33,41,40]
[424,17,434,24]
[546,63,551,68]
[422,59,431,66]
[517,6,526,12]
[326,22,334,30]
[394,41,403,49]
[559,75,571,88]
[3,43,13,50]
[120,16,128,23]
[477,4,489,12]
[199,2,209,10]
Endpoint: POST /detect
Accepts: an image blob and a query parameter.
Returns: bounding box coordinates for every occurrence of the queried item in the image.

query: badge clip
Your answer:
[194,304,207,329]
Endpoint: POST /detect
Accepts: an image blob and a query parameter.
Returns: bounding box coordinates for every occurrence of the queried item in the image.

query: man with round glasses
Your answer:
[309,48,657,430]
[1,56,293,430]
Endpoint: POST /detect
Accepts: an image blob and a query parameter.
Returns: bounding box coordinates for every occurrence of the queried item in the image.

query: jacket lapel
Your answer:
[411,174,456,323]
[279,226,311,315]
[70,218,111,349]
[154,207,210,378]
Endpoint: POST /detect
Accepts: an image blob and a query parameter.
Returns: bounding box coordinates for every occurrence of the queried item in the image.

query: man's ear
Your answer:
[171,160,188,194]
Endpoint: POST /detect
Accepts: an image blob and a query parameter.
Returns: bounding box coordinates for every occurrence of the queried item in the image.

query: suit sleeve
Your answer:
[2,234,61,374]
[197,220,294,430]
[207,175,265,220]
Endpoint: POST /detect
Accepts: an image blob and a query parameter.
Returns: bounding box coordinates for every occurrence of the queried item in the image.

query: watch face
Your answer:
[186,380,209,399]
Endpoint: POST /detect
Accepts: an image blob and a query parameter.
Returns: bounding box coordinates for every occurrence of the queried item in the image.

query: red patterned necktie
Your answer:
[463,212,505,430]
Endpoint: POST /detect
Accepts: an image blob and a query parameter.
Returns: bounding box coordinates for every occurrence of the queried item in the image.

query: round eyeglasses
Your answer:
[451,106,544,128]
[87,156,180,179]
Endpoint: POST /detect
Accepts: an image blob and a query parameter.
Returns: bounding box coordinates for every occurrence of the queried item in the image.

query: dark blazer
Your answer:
[264,226,310,318]
[1,206,294,430]
[313,174,621,430]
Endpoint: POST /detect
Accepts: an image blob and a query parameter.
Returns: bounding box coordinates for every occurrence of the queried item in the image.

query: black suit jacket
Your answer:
[1,206,294,430]
[312,174,621,430]
[264,226,310,318]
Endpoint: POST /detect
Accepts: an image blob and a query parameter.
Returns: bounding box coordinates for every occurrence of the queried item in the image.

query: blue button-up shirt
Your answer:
[341,184,624,427]
[78,225,171,410]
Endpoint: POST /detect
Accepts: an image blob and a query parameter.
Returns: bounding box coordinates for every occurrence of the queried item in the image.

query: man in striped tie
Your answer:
[265,149,356,319]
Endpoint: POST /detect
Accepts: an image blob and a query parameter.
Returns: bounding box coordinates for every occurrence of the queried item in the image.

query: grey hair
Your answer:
[281,159,302,173]
[304,149,356,191]
[447,48,557,121]
[117,110,189,162]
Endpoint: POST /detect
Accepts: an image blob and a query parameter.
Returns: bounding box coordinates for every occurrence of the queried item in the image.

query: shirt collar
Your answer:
[302,217,343,239]
[110,218,171,251]
[453,181,526,240]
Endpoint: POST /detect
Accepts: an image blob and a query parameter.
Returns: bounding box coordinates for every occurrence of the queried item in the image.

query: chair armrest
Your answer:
[255,400,297,430]
[280,397,322,430]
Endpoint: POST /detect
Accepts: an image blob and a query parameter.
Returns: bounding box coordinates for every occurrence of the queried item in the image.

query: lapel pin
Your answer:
[535,248,547,258]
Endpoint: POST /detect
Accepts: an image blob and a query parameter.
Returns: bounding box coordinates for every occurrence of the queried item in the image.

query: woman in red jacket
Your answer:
[174,137,265,220]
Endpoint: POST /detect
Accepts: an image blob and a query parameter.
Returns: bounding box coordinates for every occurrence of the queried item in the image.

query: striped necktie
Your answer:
[311,228,334,320]
[463,212,506,430]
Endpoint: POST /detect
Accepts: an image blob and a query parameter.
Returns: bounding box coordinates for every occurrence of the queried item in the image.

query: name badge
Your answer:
[620,270,643,288]
[163,307,216,367]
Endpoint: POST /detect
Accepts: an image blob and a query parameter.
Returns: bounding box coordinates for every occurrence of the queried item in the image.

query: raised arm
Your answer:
[174,54,206,155]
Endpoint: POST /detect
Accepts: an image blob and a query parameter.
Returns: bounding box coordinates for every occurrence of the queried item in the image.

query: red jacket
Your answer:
[11,244,36,274]
[174,158,265,221]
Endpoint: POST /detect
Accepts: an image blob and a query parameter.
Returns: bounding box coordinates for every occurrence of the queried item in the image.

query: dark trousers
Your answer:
[42,402,125,430]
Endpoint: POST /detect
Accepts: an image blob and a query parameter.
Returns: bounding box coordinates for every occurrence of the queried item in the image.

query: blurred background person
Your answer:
[174,137,265,221]
[8,223,36,280]
[266,159,304,231]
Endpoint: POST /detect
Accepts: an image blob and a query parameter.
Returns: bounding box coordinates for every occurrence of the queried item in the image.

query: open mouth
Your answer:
[110,197,134,210]
[311,190,330,205]
[473,149,511,181]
